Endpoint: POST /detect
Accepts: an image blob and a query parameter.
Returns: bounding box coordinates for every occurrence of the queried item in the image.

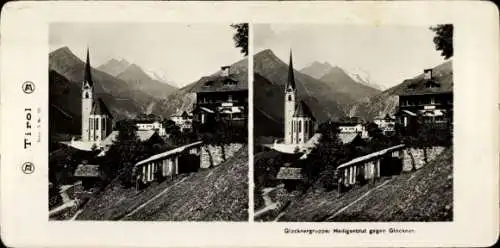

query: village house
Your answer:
[276,163,305,192]
[337,117,369,138]
[169,111,193,132]
[73,161,101,190]
[193,66,248,127]
[396,68,453,129]
[373,114,396,134]
[132,141,203,189]
[135,115,166,137]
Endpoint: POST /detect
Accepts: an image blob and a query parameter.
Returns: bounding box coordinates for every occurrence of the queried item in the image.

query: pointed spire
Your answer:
[84,46,93,87]
[286,49,296,90]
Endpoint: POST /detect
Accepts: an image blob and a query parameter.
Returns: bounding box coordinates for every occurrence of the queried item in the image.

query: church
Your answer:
[283,51,315,145]
[81,48,113,143]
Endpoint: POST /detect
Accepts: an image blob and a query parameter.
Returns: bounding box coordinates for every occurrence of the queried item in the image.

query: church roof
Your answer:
[293,101,315,120]
[90,98,113,117]
[286,50,296,90]
[84,47,94,87]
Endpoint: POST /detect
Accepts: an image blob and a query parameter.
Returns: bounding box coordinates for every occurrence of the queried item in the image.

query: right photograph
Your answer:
[253,24,453,222]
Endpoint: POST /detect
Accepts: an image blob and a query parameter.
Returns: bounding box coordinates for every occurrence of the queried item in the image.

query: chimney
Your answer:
[221,66,230,77]
[424,69,433,80]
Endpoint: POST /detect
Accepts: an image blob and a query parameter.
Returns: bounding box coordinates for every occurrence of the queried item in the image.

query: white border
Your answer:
[1,1,499,247]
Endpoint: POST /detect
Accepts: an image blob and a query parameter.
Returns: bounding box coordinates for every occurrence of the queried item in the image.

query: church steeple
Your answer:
[286,50,296,90]
[84,47,93,87]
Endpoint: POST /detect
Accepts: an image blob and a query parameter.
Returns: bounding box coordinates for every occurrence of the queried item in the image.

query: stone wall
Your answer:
[402,146,446,171]
[200,143,244,168]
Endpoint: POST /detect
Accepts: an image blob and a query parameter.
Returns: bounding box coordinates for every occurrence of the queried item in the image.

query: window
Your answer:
[288,95,292,101]
[85,92,89,98]
[224,80,237,86]
[96,118,99,130]
[298,120,302,132]
[305,120,308,134]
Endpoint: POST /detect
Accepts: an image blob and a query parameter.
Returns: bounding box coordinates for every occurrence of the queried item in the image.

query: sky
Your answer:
[254,24,449,89]
[49,23,245,87]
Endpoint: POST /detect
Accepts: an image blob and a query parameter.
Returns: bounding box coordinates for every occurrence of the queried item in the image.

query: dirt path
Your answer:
[325,179,392,221]
[70,209,83,220]
[254,187,279,218]
[121,177,188,219]
[49,200,76,216]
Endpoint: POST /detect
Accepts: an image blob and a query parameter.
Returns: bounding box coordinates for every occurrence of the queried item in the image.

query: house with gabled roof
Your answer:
[193,66,248,126]
[396,67,453,128]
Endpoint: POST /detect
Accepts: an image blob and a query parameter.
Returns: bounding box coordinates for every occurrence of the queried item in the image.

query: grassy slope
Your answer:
[77,146,248,221]
[280,148,453,222]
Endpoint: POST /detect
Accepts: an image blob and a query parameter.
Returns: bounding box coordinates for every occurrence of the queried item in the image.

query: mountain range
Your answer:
[253,49,384,138]
[97,58,178,99]
[300,62,384,91]
[49,47,180,138]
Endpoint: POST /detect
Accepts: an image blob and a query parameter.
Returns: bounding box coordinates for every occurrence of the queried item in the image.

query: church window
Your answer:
[288,95,292,101]
[85,92,89,98]
[298,120,302,132]
[96,118,99,130]
[102,118,105,131]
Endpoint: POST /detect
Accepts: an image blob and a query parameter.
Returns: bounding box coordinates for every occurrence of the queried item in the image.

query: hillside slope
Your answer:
[116,63,178,100]
[49,70,82,135]
[76,146,249,221]
[319,66,381,102]
[253,73,285,138]
[279,148,453,222]
[353,60,453,120]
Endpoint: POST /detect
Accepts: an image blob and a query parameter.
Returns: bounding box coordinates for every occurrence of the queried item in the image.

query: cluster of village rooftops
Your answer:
[68,47,452,189]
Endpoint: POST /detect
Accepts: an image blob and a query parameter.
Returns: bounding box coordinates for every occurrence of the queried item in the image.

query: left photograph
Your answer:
[48,23,249,221]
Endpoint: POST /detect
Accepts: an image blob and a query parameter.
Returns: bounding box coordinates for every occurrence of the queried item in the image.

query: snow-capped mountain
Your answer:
[344,67,385,91]
[145,68,175,86]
